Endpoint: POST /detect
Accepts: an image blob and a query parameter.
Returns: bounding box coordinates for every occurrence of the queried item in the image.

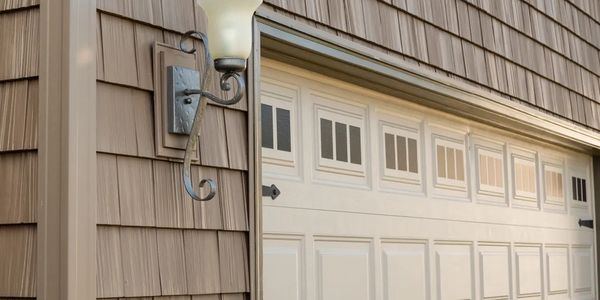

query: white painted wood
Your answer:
[261,59,596,300]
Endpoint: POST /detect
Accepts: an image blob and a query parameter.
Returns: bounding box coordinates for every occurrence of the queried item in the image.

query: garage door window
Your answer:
[320,118,361,165]
[543,165,564,204]
[572,177,587,203]
[384,133,417,173]
[380,123,421,186]
[262,104,292,152]
[434,138,466,189]
[476,148,504,194]
[513,157,537,200]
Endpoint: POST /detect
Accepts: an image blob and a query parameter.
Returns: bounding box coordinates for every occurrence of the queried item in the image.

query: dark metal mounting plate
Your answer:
[167,65,200,135]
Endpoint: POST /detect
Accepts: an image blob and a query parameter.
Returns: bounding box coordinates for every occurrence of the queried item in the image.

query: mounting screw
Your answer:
[184,97,193,104]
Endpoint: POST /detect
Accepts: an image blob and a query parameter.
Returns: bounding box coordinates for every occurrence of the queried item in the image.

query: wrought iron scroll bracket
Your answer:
[179,30,245,201]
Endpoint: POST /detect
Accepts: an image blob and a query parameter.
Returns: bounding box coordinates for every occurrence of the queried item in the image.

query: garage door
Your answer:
[260,59,596,300]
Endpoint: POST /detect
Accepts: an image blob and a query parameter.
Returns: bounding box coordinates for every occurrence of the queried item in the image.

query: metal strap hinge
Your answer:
[262,184,280,200]
[579,219,593,229]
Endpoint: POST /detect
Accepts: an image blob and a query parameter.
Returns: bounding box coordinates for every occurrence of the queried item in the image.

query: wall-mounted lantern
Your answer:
[169,0,262,201]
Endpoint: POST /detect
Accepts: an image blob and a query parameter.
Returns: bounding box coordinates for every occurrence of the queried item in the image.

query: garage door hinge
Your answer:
[262,184,281,200]
[578,219,593,229]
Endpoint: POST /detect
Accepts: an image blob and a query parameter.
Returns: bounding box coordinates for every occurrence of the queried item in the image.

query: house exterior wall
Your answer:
[264,0,600,129]
[1,0,599,299]
[0,2,39,299]
[95,0,250,299]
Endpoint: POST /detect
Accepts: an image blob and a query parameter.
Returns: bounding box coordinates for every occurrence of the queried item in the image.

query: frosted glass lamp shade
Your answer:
[197,0,262,70]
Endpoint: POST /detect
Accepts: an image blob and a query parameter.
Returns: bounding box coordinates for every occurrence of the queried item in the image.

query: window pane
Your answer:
[455,149,464,181]
[276,108,291,152]
[261,104,273,149]
[384,133,395,170]
[320,119,333,159]
[437,145,446,178]
[578,178,583,202]
[556,173,562,197]
[494,157,503,187]
[545,171,552,197]
[571,177,579,200]
[408,138,418,173]
[447,148,456,180]
[488,157,496,187]
[581,179,587,202]
[397,136,407,171]
[349,125,361,165]
[479,155,488,185]
[335,122,348,162]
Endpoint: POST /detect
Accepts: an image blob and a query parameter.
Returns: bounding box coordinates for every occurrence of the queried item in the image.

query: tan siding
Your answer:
[101,13,139,87]
[157,229,189,295]
[218,231,249,293]
[134,23,164,90]
[153,160,194,229]
[0,0,38,11]
[0,8,38,80]
[0,225,36,297]
[221,294,246,300]
[0,151,36,224]
[96,82,155,157]
[0,5,38,298]
[120,227,161,297]
[117,156,156,227]
[184,230,221,294]
[132,0,164,27]
[23,79,37,149]
[267,0,600,130]
[96,12,105,80]
[161,0,195,33]
[219,169,249,231]
[192,165,224,230]
[224,109,248,171]
[97,226,124,298]
[95,1,251,298]
[199,105,229,168]
[97,153,120,225]
[0,80,30,151]
[191,295,220,300]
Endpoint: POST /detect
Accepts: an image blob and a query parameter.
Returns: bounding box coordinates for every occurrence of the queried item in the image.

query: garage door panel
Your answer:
[573,246,593,294]
[479,244,510,299]
[434,243,474,300]
[263,235,305,300]
[515,245,543,298]
[546,246,569,296]
[314,238,373,300]
[381,241,428,300]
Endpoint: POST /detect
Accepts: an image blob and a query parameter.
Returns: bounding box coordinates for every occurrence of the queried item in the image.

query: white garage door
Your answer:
[260,59,596,300]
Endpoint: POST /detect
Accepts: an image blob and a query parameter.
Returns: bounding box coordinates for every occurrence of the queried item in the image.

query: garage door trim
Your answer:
[255,8,600,152]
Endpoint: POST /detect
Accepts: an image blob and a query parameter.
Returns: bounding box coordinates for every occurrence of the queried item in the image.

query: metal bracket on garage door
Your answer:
[262,184,281,200]
[579,219,594,229]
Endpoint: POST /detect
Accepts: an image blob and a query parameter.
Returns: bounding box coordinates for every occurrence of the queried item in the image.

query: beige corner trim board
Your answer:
[38,0,97,299]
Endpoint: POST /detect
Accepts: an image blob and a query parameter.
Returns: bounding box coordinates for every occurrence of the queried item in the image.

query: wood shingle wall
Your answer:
[95,0,249,299]
[0,2,39,299]
[265,0,600,130]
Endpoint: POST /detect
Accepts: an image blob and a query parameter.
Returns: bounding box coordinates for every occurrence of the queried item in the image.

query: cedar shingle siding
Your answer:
[0,2,39,298]
[265,0,600,129]
[95,0,250,298]
[1,0,599,298]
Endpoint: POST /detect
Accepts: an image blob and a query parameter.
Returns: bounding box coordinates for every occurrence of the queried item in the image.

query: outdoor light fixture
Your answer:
[172,0,262,201]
